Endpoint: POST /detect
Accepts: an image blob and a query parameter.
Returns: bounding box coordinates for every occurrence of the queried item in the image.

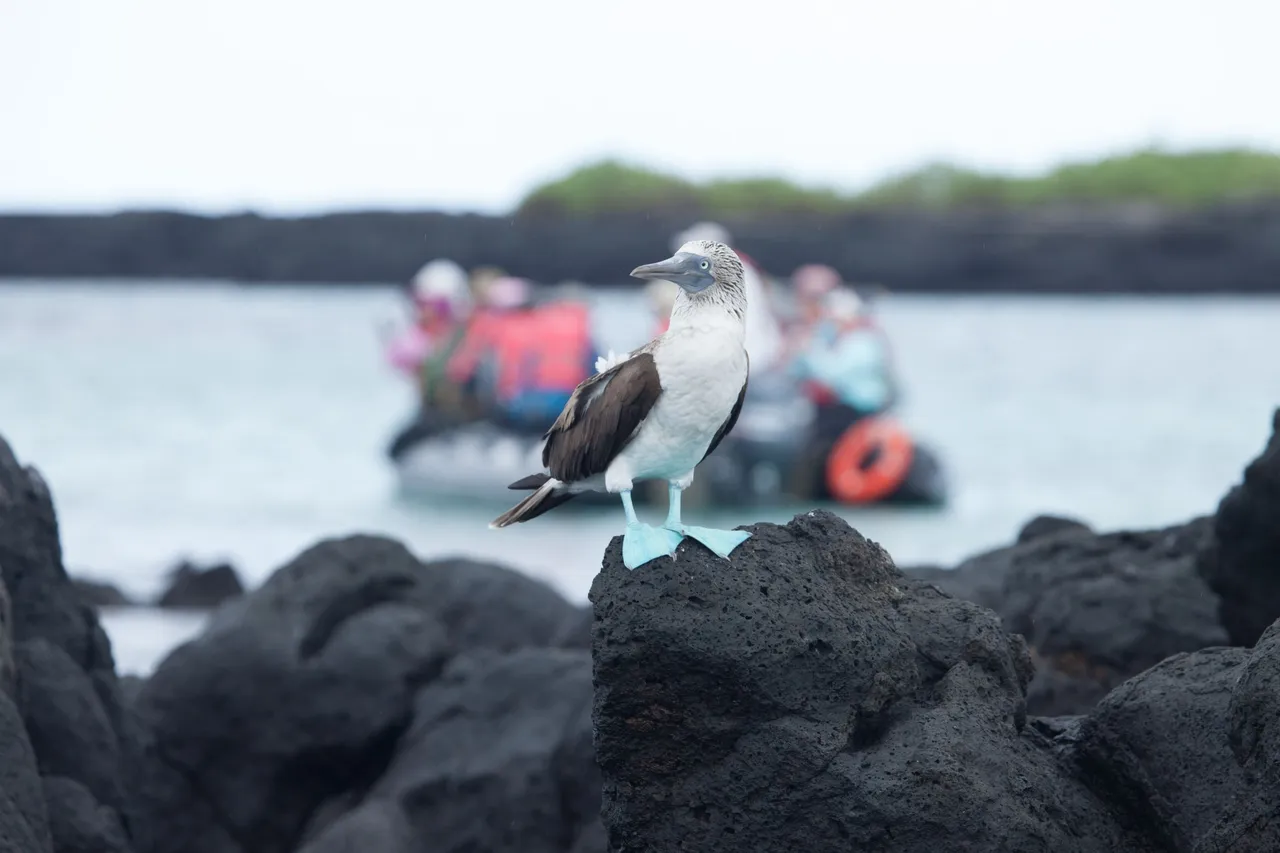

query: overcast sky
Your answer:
[1,0,1275,214]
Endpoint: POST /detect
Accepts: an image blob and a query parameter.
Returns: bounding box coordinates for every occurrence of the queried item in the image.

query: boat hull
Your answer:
[386,399,948,511]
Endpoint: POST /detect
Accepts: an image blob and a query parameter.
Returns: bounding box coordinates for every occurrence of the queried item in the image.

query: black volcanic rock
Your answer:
[1072,648,1254,850]
[128,536,453,853]
[0,684,52,853]
[590,510,1150,853]
[910,517,1225,715]
[1196,620,1280,851]
[127,535,595,853]
[155,560,244,609]
[301,648,600,853]
[71,577,133,609]
[0,436,138,853]
[43,776,132,853]
[412,556,583,652]
[1199,409,1280,647]
[15,639,131,816]
[1016,513,1093,543]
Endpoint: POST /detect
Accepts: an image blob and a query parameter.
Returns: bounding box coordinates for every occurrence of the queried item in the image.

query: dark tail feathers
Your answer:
[490,475,578,528]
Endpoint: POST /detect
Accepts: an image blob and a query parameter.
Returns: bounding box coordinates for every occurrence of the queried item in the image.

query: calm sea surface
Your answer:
[2,280,1278,671]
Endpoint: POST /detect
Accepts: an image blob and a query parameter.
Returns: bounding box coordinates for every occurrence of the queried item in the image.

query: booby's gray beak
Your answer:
[629,252,714,293]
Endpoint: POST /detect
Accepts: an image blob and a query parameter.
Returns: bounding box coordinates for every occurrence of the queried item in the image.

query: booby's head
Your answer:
[630,240,746,300]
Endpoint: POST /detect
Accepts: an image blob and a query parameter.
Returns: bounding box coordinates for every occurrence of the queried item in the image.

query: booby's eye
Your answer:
[699,260,710,270]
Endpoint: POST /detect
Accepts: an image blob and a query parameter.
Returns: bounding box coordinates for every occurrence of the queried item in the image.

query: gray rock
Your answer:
[1073,647,1252,851]
[155,561,244,610]
[1199,409,1280,647]
[43,776,131,853]
[414,556,582,652]
[0,667,52,853]
[305,647,598,853]
[551,606,592,650]
[1017,513,1093,543]
[591,510,1149,853]
[296,800,414,853]
[15,639,128,814]
[912,517,1225,715]
[129,535,451,853]
[1,577,14,698]
[0,436,136,852]
[0,438,126,719]
[1193,619,1280,852]
[70,578,132,609]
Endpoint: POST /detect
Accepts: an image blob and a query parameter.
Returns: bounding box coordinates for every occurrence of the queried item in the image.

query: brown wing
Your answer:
[542,352,663,483]
[700,369,748,463]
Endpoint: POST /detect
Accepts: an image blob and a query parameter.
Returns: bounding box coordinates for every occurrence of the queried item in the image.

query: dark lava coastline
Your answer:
[4,203,1280,293]
[1,410,1279,852]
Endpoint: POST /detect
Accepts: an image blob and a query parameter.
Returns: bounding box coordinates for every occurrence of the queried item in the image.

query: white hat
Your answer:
[412,259,468,301]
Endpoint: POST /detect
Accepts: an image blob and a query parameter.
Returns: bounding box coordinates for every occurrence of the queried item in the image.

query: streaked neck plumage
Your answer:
[667,284,747,341]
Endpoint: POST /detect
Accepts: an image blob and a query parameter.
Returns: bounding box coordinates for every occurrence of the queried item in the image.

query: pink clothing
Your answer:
[385,327,432,377]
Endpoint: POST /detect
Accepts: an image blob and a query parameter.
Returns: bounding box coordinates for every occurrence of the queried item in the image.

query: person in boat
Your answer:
[399,262,504,425]
[385,258,471,381]
[669,222,787,374]
[445,276,597,433]
[787,263,900,434]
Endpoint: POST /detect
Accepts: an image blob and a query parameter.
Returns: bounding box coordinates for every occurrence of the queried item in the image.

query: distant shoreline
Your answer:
[2,200,1280,294]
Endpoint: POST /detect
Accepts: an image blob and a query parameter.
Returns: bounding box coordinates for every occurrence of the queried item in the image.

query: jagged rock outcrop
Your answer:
[1198,409,1280,647]
[299,648,599,853]
[907,410,1280,716]
[590,511,1153,852]
[1196,620,1280,851]
[1,427,598,853]
[127,535,597,853]
[590,510,1280,852]
[1069,648,1254,850]
[7,408,1280,853]
[909,517,1225,715]
[0,436,138,853]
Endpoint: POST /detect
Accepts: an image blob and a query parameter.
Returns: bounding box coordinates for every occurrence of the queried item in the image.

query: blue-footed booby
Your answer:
[490,239,751,570]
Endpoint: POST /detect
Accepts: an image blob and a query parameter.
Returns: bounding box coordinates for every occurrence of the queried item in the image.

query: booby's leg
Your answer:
[620,489,681,570]
[661,478,751,560]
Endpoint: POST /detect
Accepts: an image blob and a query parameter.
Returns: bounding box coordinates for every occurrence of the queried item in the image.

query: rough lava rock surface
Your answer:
[1196,620,1280,851]
[1198,408,1280,647]
[590,510,1155,853]
[909,517,1226,715]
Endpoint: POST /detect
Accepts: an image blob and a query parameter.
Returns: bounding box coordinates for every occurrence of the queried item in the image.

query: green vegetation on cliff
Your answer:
[518,147,1280,216]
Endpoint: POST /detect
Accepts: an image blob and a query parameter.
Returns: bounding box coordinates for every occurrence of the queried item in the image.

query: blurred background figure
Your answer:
[787,263,899,421]
[385,258,472,381]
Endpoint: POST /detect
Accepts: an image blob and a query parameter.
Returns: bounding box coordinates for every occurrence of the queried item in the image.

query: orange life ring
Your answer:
[824,417,915,504]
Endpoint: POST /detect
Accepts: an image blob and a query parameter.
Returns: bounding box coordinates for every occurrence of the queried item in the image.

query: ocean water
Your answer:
[2,280,1278,673]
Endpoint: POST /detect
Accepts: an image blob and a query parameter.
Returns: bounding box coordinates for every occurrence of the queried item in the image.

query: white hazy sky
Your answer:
[1,0,1276,214]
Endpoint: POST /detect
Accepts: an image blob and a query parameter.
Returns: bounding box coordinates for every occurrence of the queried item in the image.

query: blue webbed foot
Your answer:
[663,524,751,559]
[622,522,683,570]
